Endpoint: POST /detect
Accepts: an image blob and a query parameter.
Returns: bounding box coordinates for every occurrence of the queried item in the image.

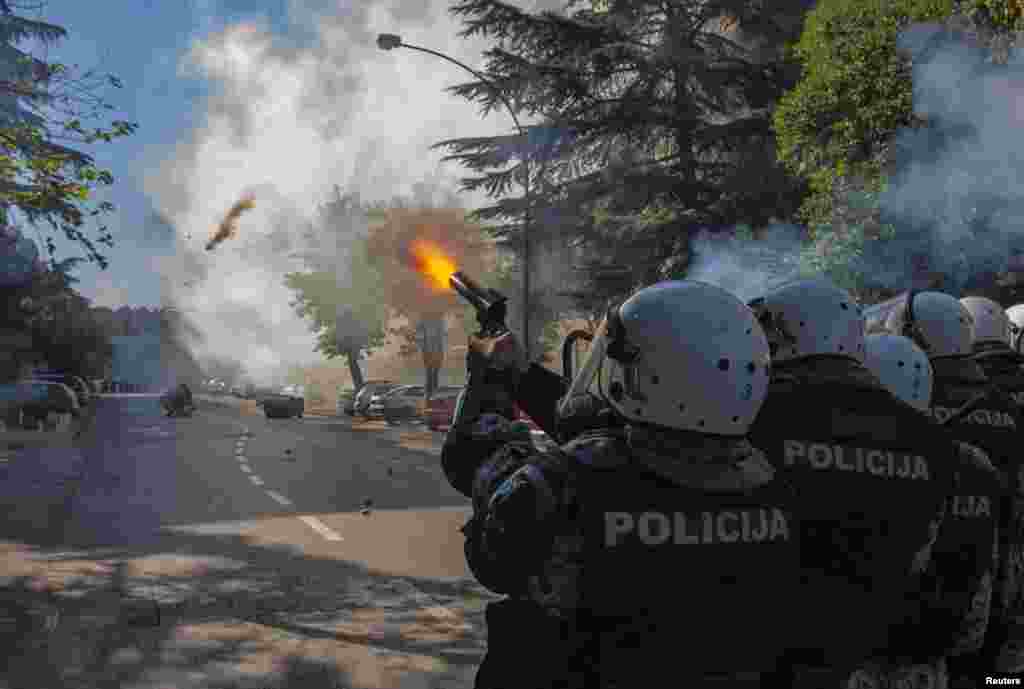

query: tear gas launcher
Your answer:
[449,271,510,339]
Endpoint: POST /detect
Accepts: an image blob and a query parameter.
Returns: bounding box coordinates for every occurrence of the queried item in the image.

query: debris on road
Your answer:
[360,498,374,516]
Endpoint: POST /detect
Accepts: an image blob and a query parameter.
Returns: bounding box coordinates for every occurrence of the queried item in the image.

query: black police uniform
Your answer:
[442,385,803,688]
[966,344,1024,670]
[748,357,955,683]
[936,439,1004,683]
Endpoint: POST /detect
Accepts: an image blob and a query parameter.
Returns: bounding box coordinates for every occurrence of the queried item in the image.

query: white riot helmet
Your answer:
[558,280,771,436]
[885,290,974,359]
[863,333,933,412]
[747,279,865,364]
[1006,304,1024,353]
[960,296,1011,347]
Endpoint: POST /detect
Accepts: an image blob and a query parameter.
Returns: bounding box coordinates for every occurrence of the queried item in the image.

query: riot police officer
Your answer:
[884,291,1022,675]
[1006,303,1024,355]
[746,280,955,688]
[441,280,801,688]
[960,296,1024,673]
[865,332,1003,687]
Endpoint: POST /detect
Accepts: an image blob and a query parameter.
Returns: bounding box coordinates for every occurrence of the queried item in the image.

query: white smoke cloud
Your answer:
[687,22,1024,305]
[145,0,560,385]
[871,22,1024,295]
[686,226,807,304]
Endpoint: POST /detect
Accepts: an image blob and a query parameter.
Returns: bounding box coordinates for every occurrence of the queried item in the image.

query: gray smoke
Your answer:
[686,225,807,303]
[144,0,564,385]
[686,21,1024,305]
[869,22,1024,295]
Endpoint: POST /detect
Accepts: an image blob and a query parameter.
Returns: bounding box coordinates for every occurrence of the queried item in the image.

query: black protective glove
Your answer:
[466,332,529,389]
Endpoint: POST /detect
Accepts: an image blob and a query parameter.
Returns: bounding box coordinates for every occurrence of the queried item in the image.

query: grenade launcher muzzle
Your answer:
[450,271,509,338]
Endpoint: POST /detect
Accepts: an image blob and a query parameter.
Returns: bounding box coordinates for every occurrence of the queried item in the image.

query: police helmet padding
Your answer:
[961,296,1011,346]
[1006,303,1024,353]
[886,291,974,358]
[560,281,771,436]
[863,334,933,412]
[750,279,865,364]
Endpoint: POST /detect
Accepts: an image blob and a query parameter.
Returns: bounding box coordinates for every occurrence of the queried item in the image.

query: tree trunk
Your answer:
[344,347,365,390]
[424,364,440,399]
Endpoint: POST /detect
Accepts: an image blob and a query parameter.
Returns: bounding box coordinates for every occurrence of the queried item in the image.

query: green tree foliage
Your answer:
[772,0,1024,301]
[773,0,954,232]
[0,261,115,381]
[434,0,809,311]
[284,192,390,389]
[969,0,1024,31]
[0,2,137,269]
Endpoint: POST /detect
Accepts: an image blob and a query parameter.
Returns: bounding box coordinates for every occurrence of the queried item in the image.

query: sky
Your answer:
[21,0,563,382]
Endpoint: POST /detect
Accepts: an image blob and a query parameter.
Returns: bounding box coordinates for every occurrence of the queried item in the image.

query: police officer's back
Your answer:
[865,332,1003,686]
[961,297,1024,673]
[441,281,802,688]
[895,292,1024,676]
[746,281,955,681]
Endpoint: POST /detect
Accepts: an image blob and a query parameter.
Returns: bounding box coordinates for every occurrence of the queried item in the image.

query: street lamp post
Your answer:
[377,33,533,360]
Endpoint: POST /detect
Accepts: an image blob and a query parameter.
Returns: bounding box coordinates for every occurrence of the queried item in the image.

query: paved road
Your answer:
[20,395,473,578]
[0,394,497,689]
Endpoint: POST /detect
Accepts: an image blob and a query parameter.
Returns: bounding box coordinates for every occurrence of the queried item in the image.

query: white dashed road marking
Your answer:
[299,515,344,541]
[232,423,344,542]
[266,490,293,506]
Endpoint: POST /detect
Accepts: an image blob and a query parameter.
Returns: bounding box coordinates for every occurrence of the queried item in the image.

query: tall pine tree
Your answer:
[434,0,810,311]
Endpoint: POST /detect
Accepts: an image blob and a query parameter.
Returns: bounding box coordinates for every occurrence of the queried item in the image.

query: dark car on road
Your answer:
[262,385,305,419]
[354,381,400,418]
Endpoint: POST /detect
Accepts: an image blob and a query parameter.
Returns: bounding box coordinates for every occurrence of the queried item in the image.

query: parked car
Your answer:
[365,385,411,419]
[11,380,81,430]
[262,385,305,419]
[354,381,400,418]
[373,385,429,425]
[29,372,91,407]
[425,387,464,431]
[424,388,541,434]
[336,388,356,416]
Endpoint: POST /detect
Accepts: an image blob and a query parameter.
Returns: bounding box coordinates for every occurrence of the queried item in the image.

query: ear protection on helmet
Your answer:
[605,304,641,365]
[902,289,926,352]
[601,302,645,404]
[747,296,787,358]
